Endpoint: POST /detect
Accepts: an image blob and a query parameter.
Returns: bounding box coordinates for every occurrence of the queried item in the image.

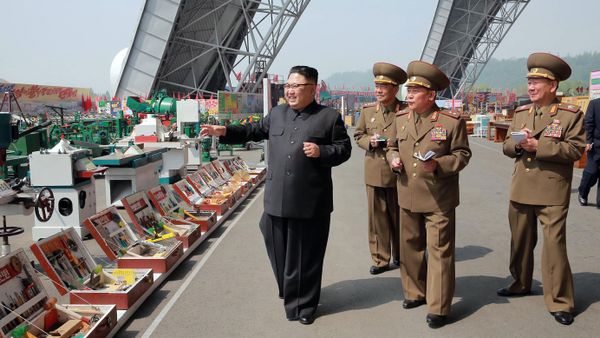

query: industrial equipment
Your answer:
[29,138,107,240]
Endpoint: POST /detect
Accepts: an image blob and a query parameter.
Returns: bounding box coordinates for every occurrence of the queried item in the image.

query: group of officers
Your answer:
[355,53,585,328]
[201,53,585,328]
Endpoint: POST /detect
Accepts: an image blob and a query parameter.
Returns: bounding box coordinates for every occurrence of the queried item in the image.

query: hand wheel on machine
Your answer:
[35,187,55,222]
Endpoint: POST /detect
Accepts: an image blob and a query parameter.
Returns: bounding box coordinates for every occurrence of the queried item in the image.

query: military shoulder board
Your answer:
[515,104,532,114]
[557,103,579,113]
[439,109,460,119]
[396,109,410,117]
[362,102,377,109]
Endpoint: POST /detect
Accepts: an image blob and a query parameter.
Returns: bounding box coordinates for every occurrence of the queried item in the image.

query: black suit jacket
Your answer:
[220,101,352,218]
[585,98,600,160]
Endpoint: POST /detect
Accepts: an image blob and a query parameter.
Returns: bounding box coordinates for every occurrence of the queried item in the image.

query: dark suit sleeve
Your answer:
[318,114,352,167]
[584,100,597,145]
[219,114,270,144]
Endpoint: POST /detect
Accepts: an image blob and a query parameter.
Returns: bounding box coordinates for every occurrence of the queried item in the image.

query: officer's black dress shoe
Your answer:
[578,194,587,206]
[370,265,389,275]
[403,299,426,309]
[426,314,447,328]
[551,311,574,325]
[496,287,531,297]
[390,259,400,268]
[299,314,315,325]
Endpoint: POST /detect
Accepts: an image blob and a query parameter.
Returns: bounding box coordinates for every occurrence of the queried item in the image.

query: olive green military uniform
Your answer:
[354,62,407,268]
[387,61,471,316]
[502,54,585,312]
[355,99,405,267]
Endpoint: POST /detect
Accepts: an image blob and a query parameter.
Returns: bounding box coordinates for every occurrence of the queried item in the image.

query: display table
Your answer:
[489,121,511,142]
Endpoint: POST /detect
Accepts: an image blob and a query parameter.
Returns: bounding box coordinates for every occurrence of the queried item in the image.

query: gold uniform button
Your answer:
[415,142,419,146]
[381,156,385,160]
[525,168,530,172]
[413,163,417,168]
[383,128,387,132]
[527,157,532,162]
[412,173,417,177]
[414,152,418,157]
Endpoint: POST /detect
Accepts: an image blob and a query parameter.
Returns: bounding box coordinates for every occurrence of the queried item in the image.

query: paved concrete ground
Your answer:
[4,133,600,337]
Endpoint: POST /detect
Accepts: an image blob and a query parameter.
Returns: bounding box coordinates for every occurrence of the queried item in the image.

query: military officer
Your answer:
[499,53,585,326]
[354,62,407,275]
[386,61,471,328]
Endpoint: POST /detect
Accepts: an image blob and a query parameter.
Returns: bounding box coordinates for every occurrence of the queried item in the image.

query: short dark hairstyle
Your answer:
[289,65,318,83]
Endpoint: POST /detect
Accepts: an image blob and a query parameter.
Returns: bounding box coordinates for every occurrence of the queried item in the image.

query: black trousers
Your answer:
[259,212,330,319]
[578,153,600,205]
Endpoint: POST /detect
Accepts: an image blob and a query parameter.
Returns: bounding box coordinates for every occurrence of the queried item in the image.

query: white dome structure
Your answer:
[110,48,129,97]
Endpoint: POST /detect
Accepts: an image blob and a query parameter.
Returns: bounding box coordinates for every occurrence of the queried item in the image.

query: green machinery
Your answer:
[0,113,51,179]
[126,89,177,125]
[47,111,130,147]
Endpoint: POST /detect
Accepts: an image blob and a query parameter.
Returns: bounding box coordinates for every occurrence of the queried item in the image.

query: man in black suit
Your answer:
[578,98,600,208]
[201,65,352,325]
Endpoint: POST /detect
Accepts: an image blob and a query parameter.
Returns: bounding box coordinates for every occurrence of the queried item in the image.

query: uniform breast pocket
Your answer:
[397,131,408,143]
[269,126,284,138]
[306,130,328,144]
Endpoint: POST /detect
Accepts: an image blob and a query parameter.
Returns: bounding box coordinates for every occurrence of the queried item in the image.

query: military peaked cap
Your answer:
[527,52,571,82]
[373,62,407,86]
[405,61,450,91]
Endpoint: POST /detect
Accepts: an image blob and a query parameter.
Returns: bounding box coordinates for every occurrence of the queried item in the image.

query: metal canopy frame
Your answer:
[421,0,530,99]
[115,0,310,98]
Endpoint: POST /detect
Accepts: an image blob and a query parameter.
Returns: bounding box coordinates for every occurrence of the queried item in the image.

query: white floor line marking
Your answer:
[142,188,264,338]
[469,137,582,178]
[469,137,502,153]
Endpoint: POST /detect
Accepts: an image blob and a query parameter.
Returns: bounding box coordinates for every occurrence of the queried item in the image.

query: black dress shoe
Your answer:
[390,259,400,268]
[551,311,574,325]
[426,313,447,328]
[403,299,426,309]
[299,314,315,325]
[578,194,588,206]
[370,265,389,275]
[496,287,531,297]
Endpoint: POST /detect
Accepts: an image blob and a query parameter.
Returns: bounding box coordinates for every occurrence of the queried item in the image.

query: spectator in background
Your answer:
[577,97,600,208]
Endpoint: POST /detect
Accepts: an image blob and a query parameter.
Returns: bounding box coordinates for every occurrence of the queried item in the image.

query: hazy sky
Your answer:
[2,0,599,93]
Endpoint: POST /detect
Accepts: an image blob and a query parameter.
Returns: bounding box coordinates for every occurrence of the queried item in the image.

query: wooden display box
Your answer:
[122,192,199,249]
[202,163,243,201]
[84,206,184,273]
[30,228,153,310]
[147,185,217,234]
[0,249,117,338]
[234,156,266,178]
[173,175,229,216]
[223,159,258,185]
[192,169,236,206]
[213,160,252,195]
[226,157,265,183]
